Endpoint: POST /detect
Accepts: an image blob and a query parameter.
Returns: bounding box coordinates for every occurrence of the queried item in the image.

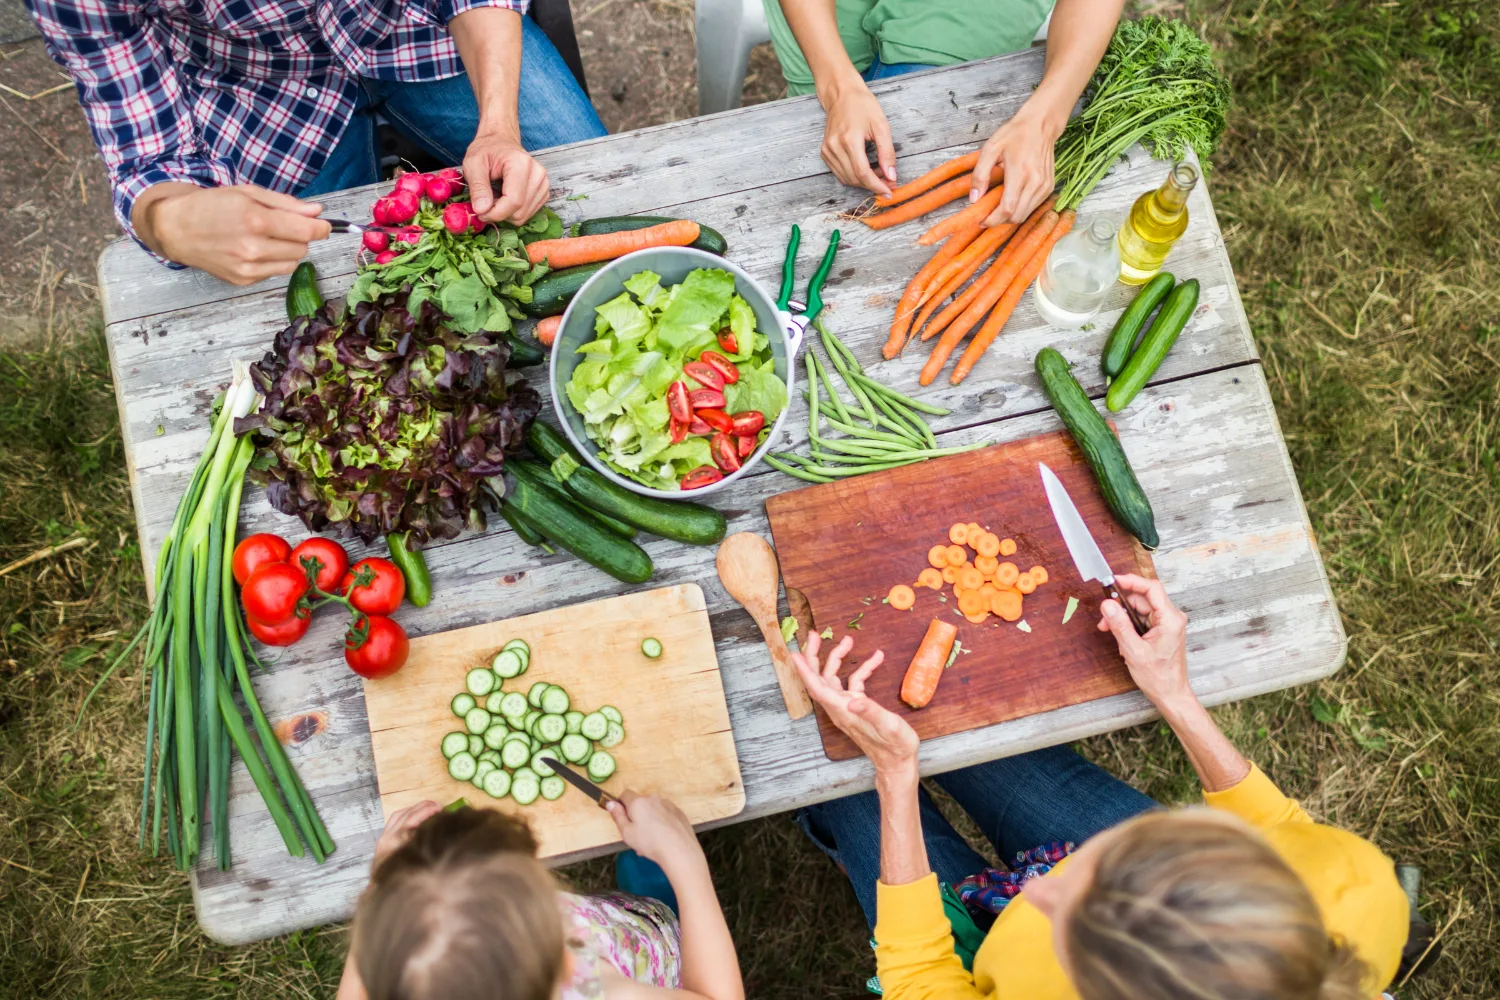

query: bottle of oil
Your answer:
[1117,162,1198,285]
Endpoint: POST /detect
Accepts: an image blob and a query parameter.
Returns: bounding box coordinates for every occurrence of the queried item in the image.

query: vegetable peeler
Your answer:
[775,224,841,356]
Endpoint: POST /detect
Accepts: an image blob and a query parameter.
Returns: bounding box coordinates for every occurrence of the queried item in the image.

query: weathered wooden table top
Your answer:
[99,49,1344,944]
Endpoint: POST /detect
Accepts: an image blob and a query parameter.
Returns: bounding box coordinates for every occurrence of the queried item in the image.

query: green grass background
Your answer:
[2,1,1496,996]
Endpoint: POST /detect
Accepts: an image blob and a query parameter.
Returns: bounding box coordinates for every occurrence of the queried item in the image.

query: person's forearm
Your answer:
[1156,691,1251,793]
[876,762,929,885]
[335,950,367,1000]
[1019,0,1127,139]
[780,0,863,108]
[131,182,202,260]
[448,7,523,139]
[662,856,744,1000]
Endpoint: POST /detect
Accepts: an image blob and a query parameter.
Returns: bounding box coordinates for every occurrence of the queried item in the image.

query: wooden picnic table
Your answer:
[99,47,1344,945]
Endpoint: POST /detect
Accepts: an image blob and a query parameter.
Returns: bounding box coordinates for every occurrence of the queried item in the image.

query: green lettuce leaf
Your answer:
[724,360,788,423]
[654,269,734,357]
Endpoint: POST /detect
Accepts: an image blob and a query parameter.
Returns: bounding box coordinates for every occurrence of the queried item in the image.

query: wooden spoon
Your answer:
[716,532,814,720]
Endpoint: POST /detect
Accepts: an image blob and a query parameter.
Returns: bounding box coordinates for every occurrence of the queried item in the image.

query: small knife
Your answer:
[320,218,370,235]
[1039,462,1152,636]
[543,755,617,808]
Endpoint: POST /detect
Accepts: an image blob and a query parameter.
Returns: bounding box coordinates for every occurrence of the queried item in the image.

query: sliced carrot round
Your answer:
[974,555,999,577]
[948,522,969,545]
[998,537,1017,556]
[964,611,990,625]
[945,545,968,567]
[1029,566,1048,585]
[916,568,945,590]
[928,545,951,569]
[978,582,998,598]
[942,565,959,584]
[965,523,985,547]
[1015,572,1037,595]
[976,533,1001,558]
[888,584,916,611]
[991,590,1023,621]
[958,591,987,616]
[958,566,984,591]
[994,561,1019,588]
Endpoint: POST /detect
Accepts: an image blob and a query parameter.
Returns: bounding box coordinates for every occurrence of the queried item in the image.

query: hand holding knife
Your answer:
[541,753,617,807]
[1039,463,1153,636]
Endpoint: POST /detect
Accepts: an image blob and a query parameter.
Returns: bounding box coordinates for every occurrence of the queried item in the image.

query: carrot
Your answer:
[888,584,917,611]
[964,524,985,547]
[994,561,1019,588]
[976,533,1000,558]
[927,545,951,569]
[1015,573,1037,595]
[944,544,968,567]
[882,224,982,359]
[951,209,1077,384]
[901,617,960,709]
[919,201,1058,386]
[965,611,990,625]
[860,167,1001,231]
[958,566,984,591]
[998,538,1016,556]
[535,314,563,348]
[916,568,945,590]
[975,554,999,577]
[941,565,959,585]
[947,523,969,544]
[918,185,1005,246]
[875,151,981,209]
[991,590,1023,622]
[920,222,1016,309]
[525,220,699,268]
[918,264,997,342]
[1029,566,1048,585]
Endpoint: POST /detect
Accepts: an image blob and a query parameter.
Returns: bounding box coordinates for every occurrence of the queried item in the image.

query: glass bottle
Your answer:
[1033,216,1121,328]
[1117,161,1199,285]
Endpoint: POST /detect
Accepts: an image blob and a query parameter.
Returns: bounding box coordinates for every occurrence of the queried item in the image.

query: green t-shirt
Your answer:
[765,0,1054,96]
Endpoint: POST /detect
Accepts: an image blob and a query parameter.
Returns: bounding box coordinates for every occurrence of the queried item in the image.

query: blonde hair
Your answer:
[352,808,565,1000]
[1064,809,1370,1000]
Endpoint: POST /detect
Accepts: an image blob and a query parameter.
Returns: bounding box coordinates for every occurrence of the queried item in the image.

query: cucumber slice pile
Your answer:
[442,638,626,805]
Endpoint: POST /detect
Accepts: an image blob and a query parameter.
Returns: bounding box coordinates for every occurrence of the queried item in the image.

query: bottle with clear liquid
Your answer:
[1117,161,1198,284]
[1033,216,1121,328]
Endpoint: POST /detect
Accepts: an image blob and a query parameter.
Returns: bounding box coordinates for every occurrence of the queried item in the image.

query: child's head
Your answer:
[353,807,565,1000]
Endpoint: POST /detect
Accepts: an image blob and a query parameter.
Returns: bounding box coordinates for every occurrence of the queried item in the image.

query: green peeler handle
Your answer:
[777,224,801,311]
[802,229,841,324]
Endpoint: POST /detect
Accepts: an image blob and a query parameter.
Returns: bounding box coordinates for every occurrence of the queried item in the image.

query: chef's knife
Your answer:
[1039,462,1152,636]
[543,755,617,807]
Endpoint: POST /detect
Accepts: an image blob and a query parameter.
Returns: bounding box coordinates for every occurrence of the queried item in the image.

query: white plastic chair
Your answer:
[695,1,1054,117]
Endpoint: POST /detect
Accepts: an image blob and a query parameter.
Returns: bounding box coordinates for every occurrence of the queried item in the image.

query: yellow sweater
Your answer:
[873,765,1407,999]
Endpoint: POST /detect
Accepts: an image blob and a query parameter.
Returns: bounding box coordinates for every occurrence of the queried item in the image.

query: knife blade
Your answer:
[543,755,616,807]
[320,218,369,234]
[1039,462,1151,636]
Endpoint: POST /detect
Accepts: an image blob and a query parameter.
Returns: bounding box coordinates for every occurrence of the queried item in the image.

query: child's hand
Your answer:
[606,792,704,874]
[373,800,440,866]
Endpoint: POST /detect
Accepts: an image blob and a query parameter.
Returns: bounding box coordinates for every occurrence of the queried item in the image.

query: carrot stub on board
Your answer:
[900,617,960,709]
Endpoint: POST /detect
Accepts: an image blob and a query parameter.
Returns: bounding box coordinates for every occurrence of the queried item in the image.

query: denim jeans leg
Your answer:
[367,16,605,165]
[798,785,988,931]
[862,57,932,82]
[932,745,1158,861]
[297,102,379,198]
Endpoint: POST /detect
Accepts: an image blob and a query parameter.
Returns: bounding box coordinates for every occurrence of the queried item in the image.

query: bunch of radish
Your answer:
[362,167,481,264]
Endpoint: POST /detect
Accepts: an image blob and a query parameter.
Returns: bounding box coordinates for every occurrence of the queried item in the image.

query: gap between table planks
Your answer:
[363,584,744,859]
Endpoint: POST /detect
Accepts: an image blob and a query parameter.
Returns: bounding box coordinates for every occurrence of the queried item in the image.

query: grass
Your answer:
[2,0,1497,996]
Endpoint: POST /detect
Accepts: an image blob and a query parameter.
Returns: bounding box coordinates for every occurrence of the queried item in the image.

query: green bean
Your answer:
[821,416,923,446]
[809,354,850,425]
[851,371,950,416]
[764,454,834,482]
[813,437,910,458]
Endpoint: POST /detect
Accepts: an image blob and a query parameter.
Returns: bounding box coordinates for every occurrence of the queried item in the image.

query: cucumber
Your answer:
[1034,348,1158,550]
[526,681,551,709]
[441,732,469,759]
[574,216,729,256]
[540,686,570,715]
[499,691,529,719]
[450,692,476,718]
[586,750,616,782]
[478,749,502,766]
[464,707,492,735]
[500,330,546,367]
[1106,280,1199,413]
[285,261,324,321]
[600,721,625,749]
[640,637,663,659]
[503,638,531,657]
[536,713,567,743]
[539,775,566,801]
[599,705,623,725]
[560,733,591,763]
[506,473,654,584]
[482,723,509,749]
[484,691,506,714]
[564,710,584,735]
[510,768,541,806]
[467,734,483,757]
[492,649,525,678]
[1101,272,1174,379]
[500,500,550,549]
[521,262,607,318]
[512,459,637,539]
[580,712,608,741]
[481,768,512,799]
[528,423,727,545]
[471,759,497,787]
[447,751,477,782]
[500,739,531,769]
[531,748,559,776]
[465,667,496,697]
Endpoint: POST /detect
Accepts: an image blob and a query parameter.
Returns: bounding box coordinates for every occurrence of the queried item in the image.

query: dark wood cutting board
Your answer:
[765,429,1156,761]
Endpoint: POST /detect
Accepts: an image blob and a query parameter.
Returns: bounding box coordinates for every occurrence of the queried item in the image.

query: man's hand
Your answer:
[1097,573,1191,707]
[791,633,918,776]
[820,78,897,198]
[463,128,550,225]
[606,791,705,875]
[134,183,331,285]
[970,107,1061,225]
[371,799,441,867]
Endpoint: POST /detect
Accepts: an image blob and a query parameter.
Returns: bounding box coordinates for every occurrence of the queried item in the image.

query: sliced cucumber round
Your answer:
[500,739,531,769]
[491,649,525,679]
[499,691,528,719]
[472,759,497,787]
[523,708,542,732]
[641,637,663,659]
[467,734,484,757]
[503,638,531,658]
[451,692,476,718]
[510,767,541,806]
[531,748,558,776]
[539,686,570,716]
[479,749,502,766]
[600,721,625,749]
[484,691,507,714]
[560,733,591,764]
[441,732,469,759]
[526,681,551,709]
[580,712,608,741]
[564,710,584,735]
[483,723,509,749]
[586,750,616,782]
[539,775,566,801]
[599,705,623,725]
[464,707,492,735]
[447,751,478,782]
[482,768,512,799]
[536,713,567,743]
[465,667,497,697]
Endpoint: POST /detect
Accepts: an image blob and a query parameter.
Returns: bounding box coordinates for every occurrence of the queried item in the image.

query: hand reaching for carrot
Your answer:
[791,633,918,774]
[820,79,898,198]
[970,109,1062,225]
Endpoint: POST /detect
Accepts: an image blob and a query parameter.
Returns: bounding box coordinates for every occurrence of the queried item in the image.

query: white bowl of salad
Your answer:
[549,247,793,497]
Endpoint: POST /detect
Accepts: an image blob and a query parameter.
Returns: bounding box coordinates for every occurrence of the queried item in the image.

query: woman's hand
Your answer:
[791,633,918,777]
[819,78,897,199]
[372,799,441,867]
[1097,573,1192,708]
[969,106,1062,225]
[134,183,331,285]
[607,791,705,876]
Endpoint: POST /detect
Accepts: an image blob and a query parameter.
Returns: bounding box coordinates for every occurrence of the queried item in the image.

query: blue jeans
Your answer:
[301,16,606,197]
[863,54,929,82]
[798,746,1156,929]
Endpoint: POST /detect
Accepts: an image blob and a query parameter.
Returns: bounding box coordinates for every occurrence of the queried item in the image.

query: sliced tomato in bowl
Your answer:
[736,434,757,459]
[683,360,724,392]
[716,329,739,355]
[711,433,742,472]
[730,410,765,436]
[688,387,727,410]
[666,381,692,422]
[700,350,739,384]
[680,466,725,490]
[696,408,734,433]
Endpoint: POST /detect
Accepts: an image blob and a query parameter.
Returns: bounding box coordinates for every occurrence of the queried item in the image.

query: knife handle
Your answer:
[1102,583,1152,636]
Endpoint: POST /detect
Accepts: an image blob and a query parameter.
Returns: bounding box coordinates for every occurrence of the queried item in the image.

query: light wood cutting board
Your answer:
[363,583,744,859]
[766,429,1155,761]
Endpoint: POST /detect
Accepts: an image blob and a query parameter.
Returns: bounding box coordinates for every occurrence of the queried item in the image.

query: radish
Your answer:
[393,172,427,196]
[362,230,390,253]
[424,176,457,204]
[371,197,394,226]
[435,167,465,186]
[394,226,424,244]
[374,250,398,265]
[442,201,477,234]
[386,189,420,225]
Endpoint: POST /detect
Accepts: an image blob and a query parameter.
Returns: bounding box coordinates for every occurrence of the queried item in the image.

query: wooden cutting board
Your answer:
[363,584,744,858]
[766,430,1155,761]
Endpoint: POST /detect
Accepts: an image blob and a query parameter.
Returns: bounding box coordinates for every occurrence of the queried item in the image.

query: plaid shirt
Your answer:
[26,0,527,244]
